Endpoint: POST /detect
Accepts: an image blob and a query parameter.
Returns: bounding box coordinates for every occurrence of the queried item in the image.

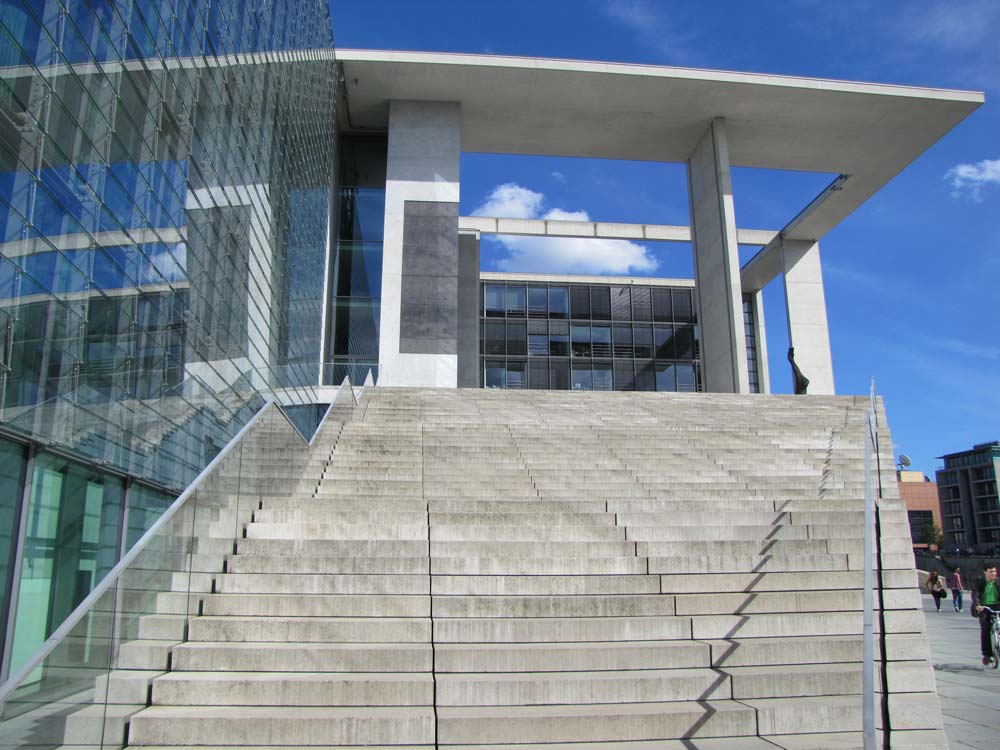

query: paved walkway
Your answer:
[922,593,1000,749]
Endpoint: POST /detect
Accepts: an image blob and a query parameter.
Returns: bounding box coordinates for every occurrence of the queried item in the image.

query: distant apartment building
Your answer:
[898,470,941,549]
[936,442,1000,549]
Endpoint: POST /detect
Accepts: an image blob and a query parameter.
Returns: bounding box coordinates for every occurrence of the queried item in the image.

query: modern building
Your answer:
[936,441,1000,550]
[898,470,942,550]
[0,0,984,687]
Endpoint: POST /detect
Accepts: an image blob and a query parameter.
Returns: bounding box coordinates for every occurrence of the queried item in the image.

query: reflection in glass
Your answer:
[656,362,677,392]
[571,364,592,391]
[550,359,570,390]
[485,285,505,317]
[593,363,613,391]
[506,323,527,356]
[528,334,548,356]
[10,455,123,675]
[0,440,26,665]
[485,360,505,388]
[549,287,568,319]
[549,334,569,357]
[571,325,591,357]
[506,361,526,389]
[506,286,526,318]
[591,325,611,358]
[528,286,548,317]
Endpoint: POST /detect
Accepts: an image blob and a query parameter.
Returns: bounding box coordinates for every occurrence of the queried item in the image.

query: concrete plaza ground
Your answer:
[922,593,1000,749]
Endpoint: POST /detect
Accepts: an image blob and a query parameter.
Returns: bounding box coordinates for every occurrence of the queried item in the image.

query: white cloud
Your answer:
[471,183,543,219]
[472,183,659,275]
[551,171,566,183]
[945,158,1000,201]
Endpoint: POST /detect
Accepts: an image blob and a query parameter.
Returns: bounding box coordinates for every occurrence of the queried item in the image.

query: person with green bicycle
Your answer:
[972,562,1000,666]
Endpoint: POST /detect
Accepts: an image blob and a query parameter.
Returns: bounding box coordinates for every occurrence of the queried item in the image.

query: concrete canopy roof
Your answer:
[338,49,982,283]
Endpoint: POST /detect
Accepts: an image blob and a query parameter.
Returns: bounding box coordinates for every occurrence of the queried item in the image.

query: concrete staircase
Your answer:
[122,388,942,749]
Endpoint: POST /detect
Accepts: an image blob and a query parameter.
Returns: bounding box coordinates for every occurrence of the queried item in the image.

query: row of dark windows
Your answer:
[483,283,696,323]
[482,358,700,392]
[482,320,697,360]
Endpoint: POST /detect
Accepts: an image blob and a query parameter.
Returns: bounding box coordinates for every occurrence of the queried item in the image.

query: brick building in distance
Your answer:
[899,470,942,550]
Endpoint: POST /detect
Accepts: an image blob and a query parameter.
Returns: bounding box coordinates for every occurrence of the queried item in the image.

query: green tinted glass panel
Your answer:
[9,454,123,675]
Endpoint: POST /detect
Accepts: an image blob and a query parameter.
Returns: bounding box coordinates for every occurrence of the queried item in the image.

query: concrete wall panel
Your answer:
[782,239,835,395]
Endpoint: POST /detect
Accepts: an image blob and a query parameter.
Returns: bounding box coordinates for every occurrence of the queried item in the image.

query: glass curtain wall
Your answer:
[324,136,386,385]
[482,280,702,392]
[0,0,337,489]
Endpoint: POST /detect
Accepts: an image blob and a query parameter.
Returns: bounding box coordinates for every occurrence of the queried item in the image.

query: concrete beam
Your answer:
[687,118,750,394]
[460,216,777,246]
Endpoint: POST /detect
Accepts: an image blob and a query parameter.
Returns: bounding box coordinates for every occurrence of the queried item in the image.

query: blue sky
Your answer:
[331,0,1000,476]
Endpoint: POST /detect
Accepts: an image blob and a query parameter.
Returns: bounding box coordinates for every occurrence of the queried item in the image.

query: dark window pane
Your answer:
[506,286,526,318]
[528,319,547,334]
[549,287,569,319]
[571,324,591,357]
[674,325,696,359]
[571,286,591,320]
[333,298,380,359]
[507,322,527,356]
[485,320,506,355]
[528,359,548,389]
[549,334,569,357]
[591,286,611,320]
[528,335,548,356]
[485,360,505,388]
[635,359,655,391]
[485,285,505,317]
[593,363,613,391]
[673,289,694,322]
[614,360,634,391]
[528,286,548,317]
[549,320,568,335]
[632,287,652,322]
[550,359,570,389]
[655,362,677,392]
[612,325,633,358]
[572,364,592,390]
[654,325,675,359]
[652,287,672,322]
[611,286,631,320]
[335,242,382,297]
[507,360,526,389]
[591,325,611,358]
[634,325,653,359]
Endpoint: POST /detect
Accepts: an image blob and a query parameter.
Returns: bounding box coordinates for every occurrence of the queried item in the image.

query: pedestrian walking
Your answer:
[927,571,946,611]
[947,566,964,612]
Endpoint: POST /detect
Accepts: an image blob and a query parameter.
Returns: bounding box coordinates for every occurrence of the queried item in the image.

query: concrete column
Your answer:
[378,100,461,387]
[750,289,770,393]
[456,231,481,388]
[781,238,834,395]
[687,118,749,393]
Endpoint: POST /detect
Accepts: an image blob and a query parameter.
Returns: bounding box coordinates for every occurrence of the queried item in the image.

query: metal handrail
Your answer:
[0,378,348,708]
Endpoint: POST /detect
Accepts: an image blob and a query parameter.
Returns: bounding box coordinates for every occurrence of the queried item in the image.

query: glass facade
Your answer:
[0,0,337,681]
[0,0,337,490]
[481,280,702,392]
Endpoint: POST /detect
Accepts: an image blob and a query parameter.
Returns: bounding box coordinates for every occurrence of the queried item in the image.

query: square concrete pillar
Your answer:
[456,231,481,388]
[378,100,461,387]
[687,118,750,393]
[782,239,835,395]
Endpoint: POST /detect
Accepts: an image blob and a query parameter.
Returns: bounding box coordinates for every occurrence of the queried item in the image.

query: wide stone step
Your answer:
[646,553,849,574]
[433,616,693,643]
[215,573,430,595]
[187,615,430,643]
[436,667,731,705]
[151,671,435,706]
[127,705,435,746]
[201,593,429,617]
[435,640,705,672]
[435,700,756,743]
[226,555,429,574]
[171,641,432,672]
[430,556,646,575]
[433,594,675,618]
[431,574,660,595]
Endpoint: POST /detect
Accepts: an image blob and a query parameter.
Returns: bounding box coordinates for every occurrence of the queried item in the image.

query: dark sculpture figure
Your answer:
[788,347,809,395]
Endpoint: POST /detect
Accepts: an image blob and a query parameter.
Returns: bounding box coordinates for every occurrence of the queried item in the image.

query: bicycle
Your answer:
[980,606,1000,669]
